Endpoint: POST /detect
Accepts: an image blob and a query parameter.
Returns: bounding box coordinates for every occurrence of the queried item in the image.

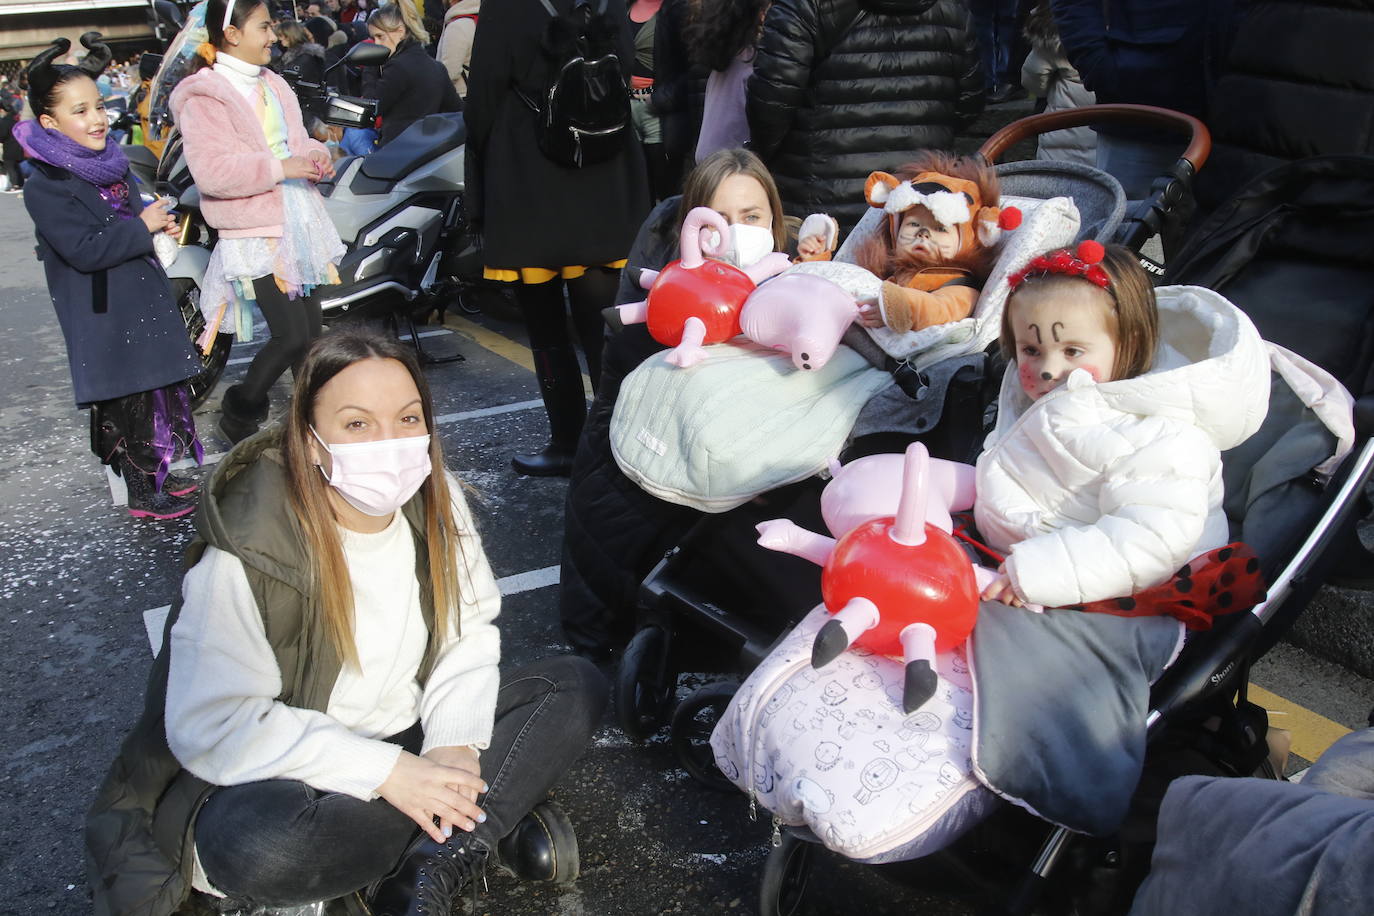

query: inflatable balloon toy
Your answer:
[756,442,988,713]
[738,271,863,371]
[618,207,793,368]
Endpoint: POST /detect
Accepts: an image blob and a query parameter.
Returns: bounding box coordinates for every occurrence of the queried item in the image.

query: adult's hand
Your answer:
[424,745,484,839]
[139,198,177,235]
[377,750,488,843]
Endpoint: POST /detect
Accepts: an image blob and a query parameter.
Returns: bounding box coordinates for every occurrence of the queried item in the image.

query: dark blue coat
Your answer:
[24,161,199,406]
[1051,0,1242,121]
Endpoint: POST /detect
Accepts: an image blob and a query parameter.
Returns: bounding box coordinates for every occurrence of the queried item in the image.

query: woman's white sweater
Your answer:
[165,485,501,801]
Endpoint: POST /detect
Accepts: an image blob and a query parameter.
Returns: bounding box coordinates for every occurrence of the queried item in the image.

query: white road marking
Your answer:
[140,564,561,654]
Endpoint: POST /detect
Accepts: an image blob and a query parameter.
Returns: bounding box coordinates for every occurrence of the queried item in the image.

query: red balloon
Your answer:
[821,518,980,657]
[645,258,755,348]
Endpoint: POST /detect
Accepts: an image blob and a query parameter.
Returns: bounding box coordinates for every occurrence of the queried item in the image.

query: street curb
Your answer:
[1289,585,1374,680]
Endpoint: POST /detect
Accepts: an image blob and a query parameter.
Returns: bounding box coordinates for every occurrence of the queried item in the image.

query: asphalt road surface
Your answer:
[1,174,1371,915]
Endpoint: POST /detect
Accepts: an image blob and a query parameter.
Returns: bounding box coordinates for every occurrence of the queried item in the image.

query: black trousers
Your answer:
[193,656,608,907]
[239,275,323,404]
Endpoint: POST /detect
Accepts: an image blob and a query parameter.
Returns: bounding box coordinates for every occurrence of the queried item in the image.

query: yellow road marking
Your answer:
[446,317,1358,763]
[1249,684,1354,762]
[443,315,535,372]
[442,314,594,395]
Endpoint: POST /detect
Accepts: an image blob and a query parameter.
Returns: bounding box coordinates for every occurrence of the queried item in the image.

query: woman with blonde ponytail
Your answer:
[86,327,607,916]
[368,0,461,147]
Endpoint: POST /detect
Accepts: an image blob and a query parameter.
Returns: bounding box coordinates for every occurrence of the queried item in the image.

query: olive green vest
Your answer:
[86,429,439,916]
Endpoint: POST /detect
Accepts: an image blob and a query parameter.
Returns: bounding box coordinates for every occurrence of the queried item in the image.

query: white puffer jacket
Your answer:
[974,286,1271,608]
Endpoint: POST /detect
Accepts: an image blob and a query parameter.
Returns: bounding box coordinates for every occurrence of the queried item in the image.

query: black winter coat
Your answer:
[24,162,199,406]
[1195,0,1374,211]
[464,0,649,268]
[650,0,706,169]
[747,0,983,235]
[377,39,463,147]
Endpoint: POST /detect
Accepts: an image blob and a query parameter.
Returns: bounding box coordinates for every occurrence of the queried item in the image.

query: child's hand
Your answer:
[797,234,828,260]
[980,569,1023,608]
[282,155,324,181]
[857,302,885,328]
[307,149,335,180]
[139,199,177,235]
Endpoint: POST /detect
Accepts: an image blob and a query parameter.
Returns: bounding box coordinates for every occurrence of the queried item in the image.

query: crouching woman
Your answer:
[86,328,607,916]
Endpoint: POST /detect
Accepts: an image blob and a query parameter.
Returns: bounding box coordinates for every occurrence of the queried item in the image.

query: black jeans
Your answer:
[193,656,607,906]
[239,275,323,404]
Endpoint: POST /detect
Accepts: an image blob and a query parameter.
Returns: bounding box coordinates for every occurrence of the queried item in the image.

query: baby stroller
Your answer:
[611,112,1374,915]
[613,104,1200,748]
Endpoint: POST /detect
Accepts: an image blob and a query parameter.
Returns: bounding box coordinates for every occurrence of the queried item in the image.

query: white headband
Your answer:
[222,0,238,33]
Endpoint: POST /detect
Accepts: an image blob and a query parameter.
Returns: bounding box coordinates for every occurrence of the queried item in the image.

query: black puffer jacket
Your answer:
[747,0,983,235]
[1195,0,1374,212]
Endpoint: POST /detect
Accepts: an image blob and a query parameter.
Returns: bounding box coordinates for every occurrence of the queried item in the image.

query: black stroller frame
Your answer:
[611,106,1374,915]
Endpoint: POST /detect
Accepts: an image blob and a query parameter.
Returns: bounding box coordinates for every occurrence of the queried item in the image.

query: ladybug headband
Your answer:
[1008,241,1112,293]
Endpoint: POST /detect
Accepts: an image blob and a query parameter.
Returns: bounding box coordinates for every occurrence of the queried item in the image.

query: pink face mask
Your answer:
[311,427,432,517]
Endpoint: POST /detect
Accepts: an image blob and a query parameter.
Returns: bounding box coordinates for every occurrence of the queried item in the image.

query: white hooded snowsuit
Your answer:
[974,286,1272,608]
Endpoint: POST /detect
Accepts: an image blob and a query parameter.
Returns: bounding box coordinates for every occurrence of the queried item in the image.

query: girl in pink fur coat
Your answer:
[170,0,345,443]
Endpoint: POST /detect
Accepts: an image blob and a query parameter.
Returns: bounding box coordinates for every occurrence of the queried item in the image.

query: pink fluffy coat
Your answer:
[169,68,329,239]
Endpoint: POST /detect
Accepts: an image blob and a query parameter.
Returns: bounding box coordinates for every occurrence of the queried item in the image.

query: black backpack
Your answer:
[516,0,630,169]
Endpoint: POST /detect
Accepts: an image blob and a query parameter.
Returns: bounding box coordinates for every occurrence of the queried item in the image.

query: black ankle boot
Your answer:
[219,385,269,445]
[494,800,580,885]
[368,833,489,916]
[119,454,196,520]
[512,347,586,478]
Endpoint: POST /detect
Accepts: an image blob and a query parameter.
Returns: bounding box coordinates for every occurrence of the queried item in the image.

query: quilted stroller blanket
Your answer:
[711,602,1183,861]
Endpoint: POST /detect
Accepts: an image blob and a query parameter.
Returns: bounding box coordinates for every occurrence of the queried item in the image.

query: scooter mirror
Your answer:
[343,42,390,67]
[139,52,163,82]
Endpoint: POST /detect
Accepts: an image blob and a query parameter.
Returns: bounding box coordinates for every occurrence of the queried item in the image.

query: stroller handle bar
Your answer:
[977,103,1211,173]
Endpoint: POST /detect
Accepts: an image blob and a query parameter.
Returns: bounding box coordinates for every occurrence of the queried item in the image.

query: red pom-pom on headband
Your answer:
[1007,240,1112,293]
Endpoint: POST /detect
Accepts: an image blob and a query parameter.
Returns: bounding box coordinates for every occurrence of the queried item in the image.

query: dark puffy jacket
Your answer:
[746,0,983,235]
[651,0,707,173]
[1195,0,1374,211]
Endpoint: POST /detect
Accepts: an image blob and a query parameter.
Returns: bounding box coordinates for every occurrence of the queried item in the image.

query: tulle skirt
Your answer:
[197,178,344,349]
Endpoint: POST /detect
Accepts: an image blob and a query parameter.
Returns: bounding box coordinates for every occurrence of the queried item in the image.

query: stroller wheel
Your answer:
[614,625,675,740]
[759,831,814,916]
[670,682,739,792]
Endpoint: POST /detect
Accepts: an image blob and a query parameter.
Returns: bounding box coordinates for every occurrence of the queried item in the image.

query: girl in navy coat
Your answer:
[19,33,204,519]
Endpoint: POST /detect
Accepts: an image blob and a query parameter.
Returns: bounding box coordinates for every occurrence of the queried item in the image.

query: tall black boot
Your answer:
[219,384,270,446]
[493,800,581,885]
[512,346,586,478]
[367,832,489,916]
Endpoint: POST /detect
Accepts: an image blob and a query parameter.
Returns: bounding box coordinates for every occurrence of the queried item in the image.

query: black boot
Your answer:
[219,385,270,445]
[494,800,581,886]
[119,453,196,520]
[512,347,586,478]
[367,832,489,916]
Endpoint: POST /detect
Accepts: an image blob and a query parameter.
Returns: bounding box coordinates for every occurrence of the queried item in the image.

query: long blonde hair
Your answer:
[282,330,467,669]
[370,0,428,45]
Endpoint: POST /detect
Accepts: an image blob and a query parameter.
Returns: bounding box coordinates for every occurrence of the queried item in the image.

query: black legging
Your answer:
[4,158,23,190]
[239,275,322,403]
[513,267,620,389]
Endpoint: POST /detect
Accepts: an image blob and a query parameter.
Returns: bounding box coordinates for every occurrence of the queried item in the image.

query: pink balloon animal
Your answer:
[757,443,1000,713]
[738,272,862,371]
[618,207,792,368]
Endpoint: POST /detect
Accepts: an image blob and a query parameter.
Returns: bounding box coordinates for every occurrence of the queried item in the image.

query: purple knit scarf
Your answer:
[13,118,129,187]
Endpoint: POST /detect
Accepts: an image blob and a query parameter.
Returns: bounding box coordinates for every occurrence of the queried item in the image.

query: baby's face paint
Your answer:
[896,205,960,260]
[1008,283,1117,400]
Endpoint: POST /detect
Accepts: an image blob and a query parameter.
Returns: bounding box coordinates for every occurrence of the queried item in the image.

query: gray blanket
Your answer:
[968,602,1184,835]
[1129,731,1374,915]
